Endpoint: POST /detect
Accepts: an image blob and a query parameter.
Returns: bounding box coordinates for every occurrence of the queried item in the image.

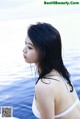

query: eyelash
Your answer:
[25,42,33,50]
[27,46,33,50]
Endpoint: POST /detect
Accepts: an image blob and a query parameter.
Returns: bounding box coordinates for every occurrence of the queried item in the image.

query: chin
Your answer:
[25,59,32,63]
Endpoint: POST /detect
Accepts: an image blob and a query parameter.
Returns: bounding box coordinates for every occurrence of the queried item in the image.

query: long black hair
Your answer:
[27,22,73,92]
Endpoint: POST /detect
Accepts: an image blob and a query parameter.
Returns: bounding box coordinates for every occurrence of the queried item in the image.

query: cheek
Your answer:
[25,50,39,63]
[30,51,39,61]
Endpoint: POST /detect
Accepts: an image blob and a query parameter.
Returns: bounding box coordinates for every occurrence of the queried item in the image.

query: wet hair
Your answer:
[27,22,73,92]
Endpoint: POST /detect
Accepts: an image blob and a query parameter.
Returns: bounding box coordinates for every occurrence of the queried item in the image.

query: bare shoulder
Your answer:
[35,78,56,119]
[35,78,60,99]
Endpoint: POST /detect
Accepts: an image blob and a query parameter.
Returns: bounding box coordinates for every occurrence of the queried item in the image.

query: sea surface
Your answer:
[0,18,80,119]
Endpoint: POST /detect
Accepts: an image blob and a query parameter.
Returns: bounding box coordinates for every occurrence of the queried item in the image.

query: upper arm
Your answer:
[35,80,55,119]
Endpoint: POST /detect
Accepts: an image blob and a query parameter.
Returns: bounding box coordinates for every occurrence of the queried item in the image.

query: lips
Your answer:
[23,54,27,59]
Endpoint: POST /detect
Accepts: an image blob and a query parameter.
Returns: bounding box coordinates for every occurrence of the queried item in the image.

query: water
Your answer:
[0,62,37,119]
[0,18,80,119]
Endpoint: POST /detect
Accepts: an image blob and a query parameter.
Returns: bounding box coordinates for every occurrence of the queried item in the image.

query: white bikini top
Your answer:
[32,96,79,119]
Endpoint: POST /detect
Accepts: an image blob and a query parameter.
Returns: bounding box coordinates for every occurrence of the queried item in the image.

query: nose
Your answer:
[23,47,27,54]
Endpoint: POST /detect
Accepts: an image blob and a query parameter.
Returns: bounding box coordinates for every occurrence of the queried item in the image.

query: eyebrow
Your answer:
[25,41,34,47]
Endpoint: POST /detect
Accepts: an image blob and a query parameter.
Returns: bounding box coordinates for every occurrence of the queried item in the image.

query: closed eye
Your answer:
[27,46,33,50]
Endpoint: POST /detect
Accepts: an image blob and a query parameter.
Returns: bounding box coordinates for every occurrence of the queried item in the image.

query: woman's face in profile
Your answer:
[23,37,39,64]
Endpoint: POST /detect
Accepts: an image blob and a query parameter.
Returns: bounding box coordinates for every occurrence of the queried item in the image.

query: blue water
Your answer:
[0,49,80,119]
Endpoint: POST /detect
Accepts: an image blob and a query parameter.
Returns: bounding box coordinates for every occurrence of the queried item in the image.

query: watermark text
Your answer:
[44,1,80,5]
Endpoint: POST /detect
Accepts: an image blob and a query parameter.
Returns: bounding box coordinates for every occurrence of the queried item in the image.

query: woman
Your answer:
[23,22,80,119]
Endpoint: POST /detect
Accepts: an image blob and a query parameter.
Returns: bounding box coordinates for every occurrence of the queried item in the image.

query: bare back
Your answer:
[35,71,80,119]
